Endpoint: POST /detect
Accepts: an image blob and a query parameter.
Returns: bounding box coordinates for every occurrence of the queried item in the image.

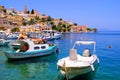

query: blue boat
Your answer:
[4,39,58,60]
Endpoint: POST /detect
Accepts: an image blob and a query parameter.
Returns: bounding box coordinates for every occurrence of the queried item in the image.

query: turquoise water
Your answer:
[0,31,120,80]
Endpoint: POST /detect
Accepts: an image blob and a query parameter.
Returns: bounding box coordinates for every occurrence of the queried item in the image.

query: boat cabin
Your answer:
[12,39,49,53]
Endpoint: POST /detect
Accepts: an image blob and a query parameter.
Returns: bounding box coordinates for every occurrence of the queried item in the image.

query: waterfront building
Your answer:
[17,11,29,20]
[71,25,77,32]
[34,9,41,17]
[6,15,23,26]
[71,25,88,32]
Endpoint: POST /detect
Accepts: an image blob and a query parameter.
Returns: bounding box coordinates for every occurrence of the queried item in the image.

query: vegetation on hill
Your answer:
[0,5,97,32]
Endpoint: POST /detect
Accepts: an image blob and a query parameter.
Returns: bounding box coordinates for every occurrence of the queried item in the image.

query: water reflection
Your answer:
[5,53,59,80]
[68,71,96,80]
[56,69,98,80]
[0,33,101,80]
[52,70,97,80]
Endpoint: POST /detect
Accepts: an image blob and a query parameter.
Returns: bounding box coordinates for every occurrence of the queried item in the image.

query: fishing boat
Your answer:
[42,30,62,40]
[57,41,100,79]
[4,39,58,60]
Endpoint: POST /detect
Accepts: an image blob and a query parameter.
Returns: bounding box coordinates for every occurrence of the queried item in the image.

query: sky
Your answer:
[0,0,120,31]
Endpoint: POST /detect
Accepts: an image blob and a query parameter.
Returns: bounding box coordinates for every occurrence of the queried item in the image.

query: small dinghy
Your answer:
[57,41,100,79]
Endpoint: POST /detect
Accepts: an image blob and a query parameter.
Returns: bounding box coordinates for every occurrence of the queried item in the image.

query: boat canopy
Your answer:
[76,41,96,45]
[72,41,96,53]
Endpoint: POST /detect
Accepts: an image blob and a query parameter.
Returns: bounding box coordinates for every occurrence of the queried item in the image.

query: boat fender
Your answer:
[56,48,59,53]
[16,49,20,53]
[90,64,95,71]
[97,58,100,63]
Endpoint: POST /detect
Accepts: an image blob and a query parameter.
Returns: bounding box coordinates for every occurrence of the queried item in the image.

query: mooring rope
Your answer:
[63,61,69,80]
[52,72,61,80]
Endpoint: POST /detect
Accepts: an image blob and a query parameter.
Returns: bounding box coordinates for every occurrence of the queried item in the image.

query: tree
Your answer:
[52,25,57,30]
[87,28,91,31]
[3,9,6,13]
[12,28,20,32]
[31,9,34,14]
[34,16,40,21]
[57,23,62,32]
[59,18,62,21]
[67,27,71,32]
[27,11,30,14]
[47,16,53,21]
[93,28,97,32]
[62,24,67,32]
[62,24,66,28]
[74,23,77,26]
[28,19,35,25]
[40,18,46,22]
[50,22,54,25]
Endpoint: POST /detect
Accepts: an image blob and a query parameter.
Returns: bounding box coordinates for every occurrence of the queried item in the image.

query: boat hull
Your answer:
[4,46,58,60]
[57,58,99,79]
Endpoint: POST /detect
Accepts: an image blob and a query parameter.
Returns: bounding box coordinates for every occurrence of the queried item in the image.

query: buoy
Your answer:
[108,45,112,48]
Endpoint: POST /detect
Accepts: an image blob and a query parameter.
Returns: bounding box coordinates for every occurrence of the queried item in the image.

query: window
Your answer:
[41,46,46,49]
[34,46,40,50]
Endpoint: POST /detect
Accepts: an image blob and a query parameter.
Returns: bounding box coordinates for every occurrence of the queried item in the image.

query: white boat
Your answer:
[0,31,11,46]
[4,39,58,60]
[0,31,19,46]
[6,33,18,40]
[0,39,5,46]
[0,31,6,46]
[42,30,62,40]
[0,39,11,46]
[57,41,100,79]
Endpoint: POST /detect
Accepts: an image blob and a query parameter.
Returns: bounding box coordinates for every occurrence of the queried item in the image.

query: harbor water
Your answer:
[0,31,120,80]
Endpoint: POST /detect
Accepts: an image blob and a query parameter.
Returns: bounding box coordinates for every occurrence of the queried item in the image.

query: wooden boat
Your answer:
[57,41,100,79]
[4,39,58,60]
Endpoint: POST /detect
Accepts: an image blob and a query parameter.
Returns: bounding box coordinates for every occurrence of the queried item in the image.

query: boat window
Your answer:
[34,46,40,50]
[41,46,46,49]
